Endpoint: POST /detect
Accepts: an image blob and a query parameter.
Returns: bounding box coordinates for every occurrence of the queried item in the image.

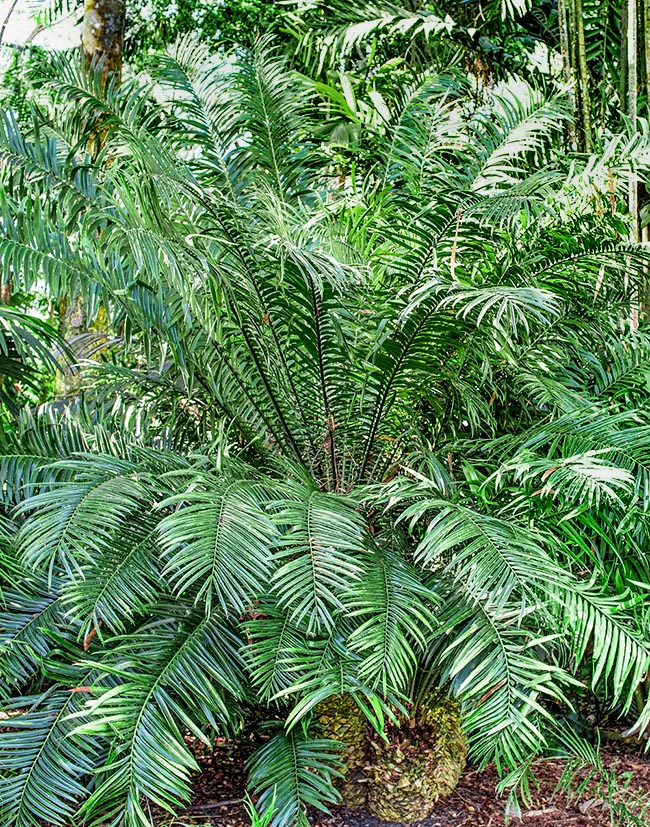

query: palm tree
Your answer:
[1,40,650,827]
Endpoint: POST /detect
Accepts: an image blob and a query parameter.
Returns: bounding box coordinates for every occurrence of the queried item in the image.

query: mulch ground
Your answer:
[169,737,650,827]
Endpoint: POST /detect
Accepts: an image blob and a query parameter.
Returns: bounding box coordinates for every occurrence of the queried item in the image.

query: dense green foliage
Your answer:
[1,4,650,827]
[125,0,284,60]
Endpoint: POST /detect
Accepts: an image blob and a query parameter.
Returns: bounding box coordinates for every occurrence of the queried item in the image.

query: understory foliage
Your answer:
[0,303,59,413]
[1,38,650,827]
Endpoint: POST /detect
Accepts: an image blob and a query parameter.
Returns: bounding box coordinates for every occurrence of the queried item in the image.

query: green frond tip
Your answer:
[0,689,100,827]
[247,729,345,827]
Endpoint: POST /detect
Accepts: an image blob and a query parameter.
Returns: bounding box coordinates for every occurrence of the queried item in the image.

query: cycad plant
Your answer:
[0,303,59,413]
[1,40,650,827]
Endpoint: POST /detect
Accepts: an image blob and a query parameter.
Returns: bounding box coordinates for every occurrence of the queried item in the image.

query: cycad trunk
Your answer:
[318,695,467,821]
[365,699,467,824]
[316,695,368,808]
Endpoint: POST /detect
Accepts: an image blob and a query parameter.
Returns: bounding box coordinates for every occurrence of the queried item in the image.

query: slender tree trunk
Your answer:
[557,0,572,86]
[574,0,593,151]
[565,0,592,151]
[628,0,639,248]
[55,0,125,398]
[81,0,126,80]
[627,0,640,326]
[566,0,582,148]
[645,0,650,94]
[639,0,650,278]
[640,0,650,316]
[557,0,578,147]
[567,0,581,123]
[628,0,639,121]
[621,0,629,109]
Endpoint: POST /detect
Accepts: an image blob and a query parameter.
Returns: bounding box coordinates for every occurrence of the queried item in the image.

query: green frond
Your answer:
[245,600,312,701]
[499,449,635,510]
[77,610,248,826]
[62,519,165,637]
[0,686,101,827]
[434,284,562,335]
[403,499,565,612]
[0,306,61,405]
[0,407,90,507]
[347,546,438,695]
[247,728,345,827]
[16,456,155,579]
[437,592,574,770]
[506,407,650,511]
[0,581,65,695]
[467,84,571,191]
[234,37,314,198]
[158,473,275,614]
[271,488,367,634]
[560,585,650,725]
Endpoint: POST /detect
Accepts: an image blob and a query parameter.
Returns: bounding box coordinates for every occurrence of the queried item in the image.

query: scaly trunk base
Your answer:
[365,699,467,824]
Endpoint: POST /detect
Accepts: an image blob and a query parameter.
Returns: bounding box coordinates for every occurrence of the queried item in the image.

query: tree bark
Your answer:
[627,0,640,326]
[81,0,126,81]
[621,0,629,111]
[645,0,650,98]
[574,0,593,151]
[557,0,572,87]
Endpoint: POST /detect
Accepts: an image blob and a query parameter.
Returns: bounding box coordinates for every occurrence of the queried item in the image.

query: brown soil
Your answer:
[171,737,650,827]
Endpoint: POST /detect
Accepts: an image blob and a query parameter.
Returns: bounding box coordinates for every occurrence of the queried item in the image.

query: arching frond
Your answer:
[347,547,438,695]
[0,580,65,696]
[0,683,101,827]
[158,473,276,614]
[15,456,156,578]
[247,729,344,827]
[271,488,367,634]
[76,610,248,826]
